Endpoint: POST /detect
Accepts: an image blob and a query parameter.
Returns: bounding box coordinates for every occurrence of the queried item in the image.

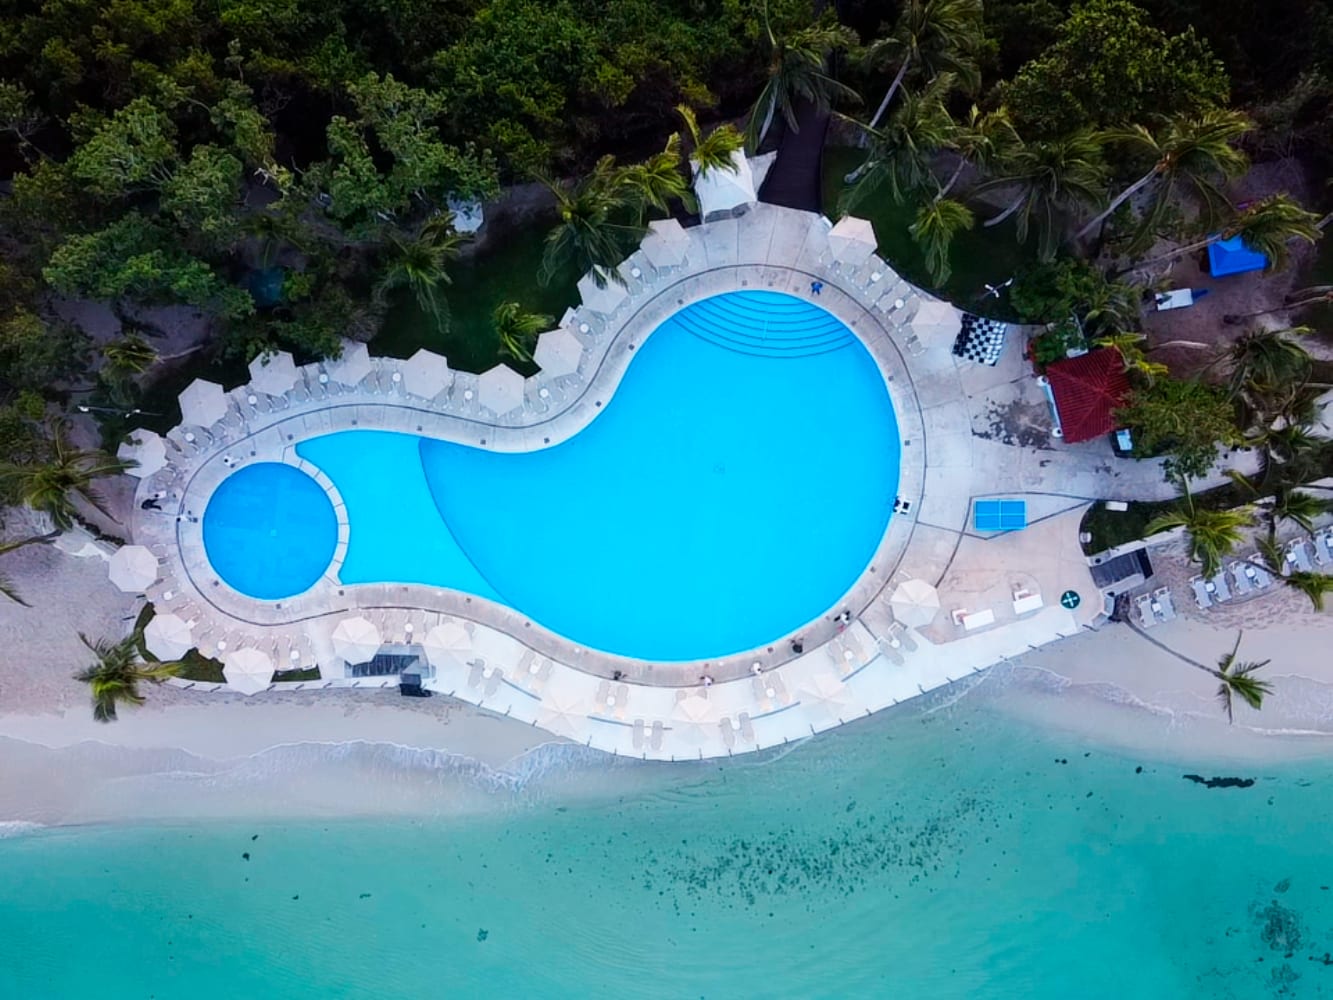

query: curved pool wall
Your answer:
[205,291,901,660]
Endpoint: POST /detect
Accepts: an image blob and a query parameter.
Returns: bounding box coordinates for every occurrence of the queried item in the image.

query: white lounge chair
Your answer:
[1190,577,1212,609]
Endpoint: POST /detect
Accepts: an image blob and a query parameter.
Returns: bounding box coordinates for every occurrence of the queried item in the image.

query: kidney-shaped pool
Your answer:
[202,291,902,661]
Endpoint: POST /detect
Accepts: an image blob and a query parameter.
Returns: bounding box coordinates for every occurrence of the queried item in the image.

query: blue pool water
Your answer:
[207,291,901,660]
[201,463,338,600]
[4,695,1333,999]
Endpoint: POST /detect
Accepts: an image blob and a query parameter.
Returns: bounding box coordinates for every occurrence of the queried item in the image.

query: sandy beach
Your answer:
[4,532,1333,827]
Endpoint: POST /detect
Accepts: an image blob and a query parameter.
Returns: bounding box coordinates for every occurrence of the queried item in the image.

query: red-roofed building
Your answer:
[1045,348,1131,444]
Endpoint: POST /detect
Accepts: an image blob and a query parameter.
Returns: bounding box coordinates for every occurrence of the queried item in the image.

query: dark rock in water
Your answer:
[1135,766,1143,774]
[477,929,489,942]
[251,835,259,841]
[1257,900,1302,953]
[1275,878,1291,894]
[359,893,371,899]
[1182,774,1255,789]
[241,852,250,861]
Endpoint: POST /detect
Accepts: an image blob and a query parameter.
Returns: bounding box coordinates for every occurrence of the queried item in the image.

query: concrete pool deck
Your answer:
[125,202,1187,759]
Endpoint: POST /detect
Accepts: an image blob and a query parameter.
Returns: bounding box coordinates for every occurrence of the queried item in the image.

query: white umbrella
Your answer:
[246,350,299,397]
[108,544,157,593]
[911,300,963,341]
[533,329,583,377]
[331,616,382,664]
[404,349,451,399]
[640,218,690,268]
[178,379,227,427]
[798,673,852,727]
[577,272,630,315]
[827,216,878,266]
[421,621,472,670]
[326,340,373,386]
[890,579,940,628]
[672,694,718,745]
[477,364,525,415]
[693,150,756,219]
[144,613,193,660]
[117,430,167,478]
[223,647,274,695]
[536,689,594,742]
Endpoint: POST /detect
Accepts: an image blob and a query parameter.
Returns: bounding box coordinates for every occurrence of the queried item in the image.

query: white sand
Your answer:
[5,535,1333,825]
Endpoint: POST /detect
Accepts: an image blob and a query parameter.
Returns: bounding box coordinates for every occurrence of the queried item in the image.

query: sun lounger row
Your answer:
[1192,555,1275,609]
[1134,587,1176,627]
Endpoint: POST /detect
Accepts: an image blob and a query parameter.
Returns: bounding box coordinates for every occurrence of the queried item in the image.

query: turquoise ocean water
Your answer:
[3,694,1330,999]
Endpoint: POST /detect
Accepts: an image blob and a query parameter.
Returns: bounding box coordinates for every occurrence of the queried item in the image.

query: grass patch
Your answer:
[273,666,321,682]
[375,227,579,374]
[136,603,226,682]
[821,147,1040,321]
[1079,477,1277,553]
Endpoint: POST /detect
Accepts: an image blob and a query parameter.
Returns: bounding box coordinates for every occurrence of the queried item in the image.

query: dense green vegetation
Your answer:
[2,0,1332,620]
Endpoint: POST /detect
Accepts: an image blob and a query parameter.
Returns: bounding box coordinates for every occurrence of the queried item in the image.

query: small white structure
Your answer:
[537,690,594,742]
[533,329,583,377]
[890,579,941,628]
[144,613,193,661]
[693,150,756,222]
[403,349,451,400]
[911,300,963,341]
[223,647,274,695]
[108,544,157,593]
[640,218,690,269]
[326,340,373,386]
[178,379,228,427]
[446,196,484,234]
[577,272,630,316]
[827,216,878,266]
[117,430,167,478]
[246,350,300,397]
[331,616,382,665]
[477,364,525,415]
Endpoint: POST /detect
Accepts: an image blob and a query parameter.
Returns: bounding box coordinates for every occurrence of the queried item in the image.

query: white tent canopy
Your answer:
[421,621,472,671]
[224,647,274,695]
[693,150,756,220]
[827,216,878,266]
[331,616,382,664]
[403,349,451,399]
[247,350,299,396]
[672,694,718,745]
[478,364,525,415]
[576,272,629,315]
[326,340,373,386]
[798,673,852,727]
[108,544,157,593]
[640,218,690,268]
[178,379,227,427]
[533,329,583,377]
[890,579,941,628]
[117,430,167,479]
[912,300,963,341]
[536,690,594,742]
[144,613,193,661]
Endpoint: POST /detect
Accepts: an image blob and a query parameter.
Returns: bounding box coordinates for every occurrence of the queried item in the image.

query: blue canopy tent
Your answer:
[1208,235,1267,278]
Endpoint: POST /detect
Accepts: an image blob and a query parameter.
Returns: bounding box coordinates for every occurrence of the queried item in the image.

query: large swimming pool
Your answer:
[202,291,901,660]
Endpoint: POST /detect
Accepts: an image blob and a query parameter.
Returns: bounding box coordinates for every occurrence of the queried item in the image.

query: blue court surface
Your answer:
[974,499,1027,532]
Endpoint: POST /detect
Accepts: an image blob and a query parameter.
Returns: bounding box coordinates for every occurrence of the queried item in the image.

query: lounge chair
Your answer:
[1208,569,1232,603]
[1154,587,1177,621]
[649,720,664,751]
[1190,576,1212,609]
[632,719,645,750]
[1314,529,1333,568]
[875,636,904,666]
[1135,594,1156,627]
[738,713,756,744]
[1228,562,1252,597]
[718,718,737,750]
[1287,539,1315,574]
[1245,555,1273,589]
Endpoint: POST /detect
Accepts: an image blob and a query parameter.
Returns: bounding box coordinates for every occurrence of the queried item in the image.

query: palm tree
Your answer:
[842,75,955,211]
[538,156,640,288]
[676,105,744,179]
[747,11,859,152]
[373,223,466,324]
[1145,486,1254,578]
[0,420,130,531]
[100,333,158,405]
[978,131,1107,260]
[1075,110,1251,243]
[1283,571,1333,612]
[492,302,551,363]
[859,0,983,132]
[1131,194,1323,274]
[1224,285,1333,324]
[937,105,1018,199]
[1092,333,1169,382]
[909,197,974,284]
[616,134,696,220]
[74,632,181,723]
[1211,631,1273,723]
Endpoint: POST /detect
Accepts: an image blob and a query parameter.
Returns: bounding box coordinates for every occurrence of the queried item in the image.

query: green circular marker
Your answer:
[1060,590,1081,609]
